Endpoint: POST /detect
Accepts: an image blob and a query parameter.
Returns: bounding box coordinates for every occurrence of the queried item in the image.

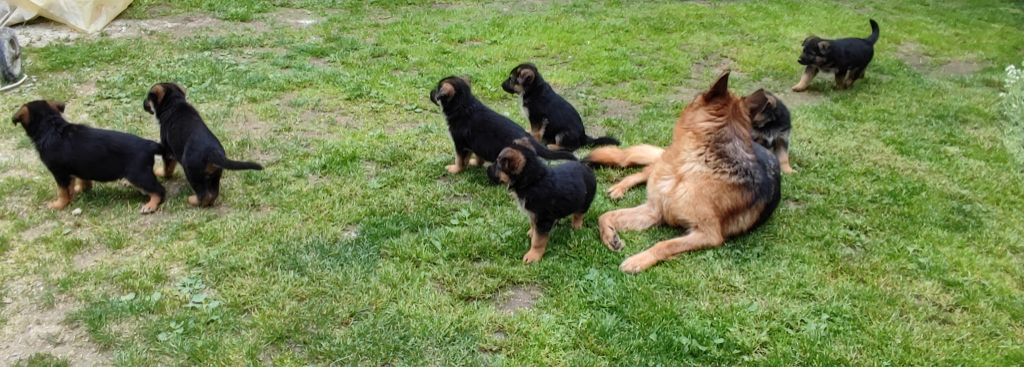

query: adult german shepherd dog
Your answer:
[585,72,781,273]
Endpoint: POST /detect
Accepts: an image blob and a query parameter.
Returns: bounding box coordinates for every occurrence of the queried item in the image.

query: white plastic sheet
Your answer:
[2,0,132,34]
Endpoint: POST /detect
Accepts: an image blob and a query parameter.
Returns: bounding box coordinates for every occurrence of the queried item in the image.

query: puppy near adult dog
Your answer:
[430,76,577,179]
[12,100,165,213]
[587,72,781,273]
[494,138,596,263]
[144,83,263,207]
[751,90,795,173]
[501,63,619,151]
[792,19,879,92]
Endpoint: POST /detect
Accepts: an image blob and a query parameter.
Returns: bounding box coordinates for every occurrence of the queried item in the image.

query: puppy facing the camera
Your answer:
[501,63,619,151]
[144,82,263,207]
[430,76,577,180]
[792,19,879,92]
[494,138,596,263]
[750,90,795,173]
[12,100,165,213]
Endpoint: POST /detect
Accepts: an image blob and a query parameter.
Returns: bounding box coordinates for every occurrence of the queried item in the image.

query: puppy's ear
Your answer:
[765,93,778,109]
[11,105,28,125]
[817,41,831,54]
[48,101,66,113]
[802,36,815,47]
[517,68,535,86]
[145,84,165,115]
[431,82,456,106]
[511,137,535,151]
[744,89,770,119]
[498,148,526,175]
[704,70,731,101]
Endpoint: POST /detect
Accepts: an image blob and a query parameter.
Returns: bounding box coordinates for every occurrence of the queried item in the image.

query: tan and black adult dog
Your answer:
[585,72,781,273]
[144,83,263,207]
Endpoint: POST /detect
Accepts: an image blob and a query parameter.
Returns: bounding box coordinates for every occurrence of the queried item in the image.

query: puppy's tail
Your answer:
[866,19,880,45]
[532,140,578,161]
[211,155,264,171]
[583,144,663,168]
[583,134,621,148]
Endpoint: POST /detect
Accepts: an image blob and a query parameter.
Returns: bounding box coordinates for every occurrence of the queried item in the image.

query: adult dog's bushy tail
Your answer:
[583,144,664,168]
[212,155,264,171]
[583,134,621,148]
[866,19,880,45]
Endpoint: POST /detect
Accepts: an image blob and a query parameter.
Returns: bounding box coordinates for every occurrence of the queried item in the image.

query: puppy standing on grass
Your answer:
[751,90,795,173]
[430,76,577,180]
[501,63,620,152]
[792,19,880,92]
[12,100,165,213]
[144,83,263,207]
[494,138,596,263]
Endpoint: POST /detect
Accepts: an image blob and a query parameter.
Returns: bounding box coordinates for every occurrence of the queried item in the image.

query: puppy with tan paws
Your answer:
[12,100,165,214]
[494,138,596,263]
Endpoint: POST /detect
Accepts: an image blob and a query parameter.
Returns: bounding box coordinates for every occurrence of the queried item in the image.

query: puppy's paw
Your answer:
[445,164,463,174]
[791,84,808,92]
[154,167,173,178]
[467,157,481,166]
[187,195,200,207]
[620,252,658,273]
[522,250,544,264]
[48,200,70,210]
[140,203,159,214]
[607,185,628,199]
[781,164,796,174]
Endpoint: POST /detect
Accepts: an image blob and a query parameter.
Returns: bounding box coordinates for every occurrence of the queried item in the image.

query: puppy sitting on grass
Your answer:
[792,19,879,92]
[751,90,795,173]
[501,63,619,151]
[12,100,165,214]
[494,138,596,263]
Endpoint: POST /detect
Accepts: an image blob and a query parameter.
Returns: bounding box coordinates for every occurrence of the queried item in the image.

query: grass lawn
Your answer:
[2,0,1023,365]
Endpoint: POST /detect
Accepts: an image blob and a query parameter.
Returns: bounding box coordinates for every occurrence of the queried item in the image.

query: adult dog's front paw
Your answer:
[620,251,658,273]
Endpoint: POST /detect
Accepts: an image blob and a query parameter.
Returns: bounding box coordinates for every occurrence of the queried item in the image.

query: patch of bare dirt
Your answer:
[495,284,541,314]
[895,42,930,72]
[20,222,57,243]
[266,8,319,28]
[10,14,242,47]
[937,59,986,76]
[692,53,742,80]
[774,90,826,108]
[600,98,641,121]
[72,246,111,271]
[0,277,111,367]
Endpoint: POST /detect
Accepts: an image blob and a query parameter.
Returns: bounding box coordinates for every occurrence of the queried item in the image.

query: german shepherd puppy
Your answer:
[500,63,619,151]
[586,72,781,273]
[792,19,879,92]
[494,138,597,263]
[429,76,577,178]
[144,83,263,207]
[751,91,794,173]
[12,100,165,213]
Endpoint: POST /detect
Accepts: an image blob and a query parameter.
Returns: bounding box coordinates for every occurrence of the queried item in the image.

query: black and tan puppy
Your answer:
[494,138,596,263]
[144,83,263,207]
[430,76,577,179]
[501,63,619,151]
[12,100,164,213]
[750,91,794,173]
[792,19,879,92]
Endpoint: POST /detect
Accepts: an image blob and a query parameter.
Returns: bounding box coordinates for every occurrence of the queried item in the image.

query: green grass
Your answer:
[2,0,1023,365]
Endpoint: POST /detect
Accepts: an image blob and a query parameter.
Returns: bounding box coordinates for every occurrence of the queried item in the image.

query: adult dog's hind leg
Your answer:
[620,226,725,273]
[607,165,653,199]
[598,203,662,252]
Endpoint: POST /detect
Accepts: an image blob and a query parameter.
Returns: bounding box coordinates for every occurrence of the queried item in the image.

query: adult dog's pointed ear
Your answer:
[744,89,770,119]
[703,71,731,101]
[144,84,165,115]
[817,40,831,54]
[11,105,28,125]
